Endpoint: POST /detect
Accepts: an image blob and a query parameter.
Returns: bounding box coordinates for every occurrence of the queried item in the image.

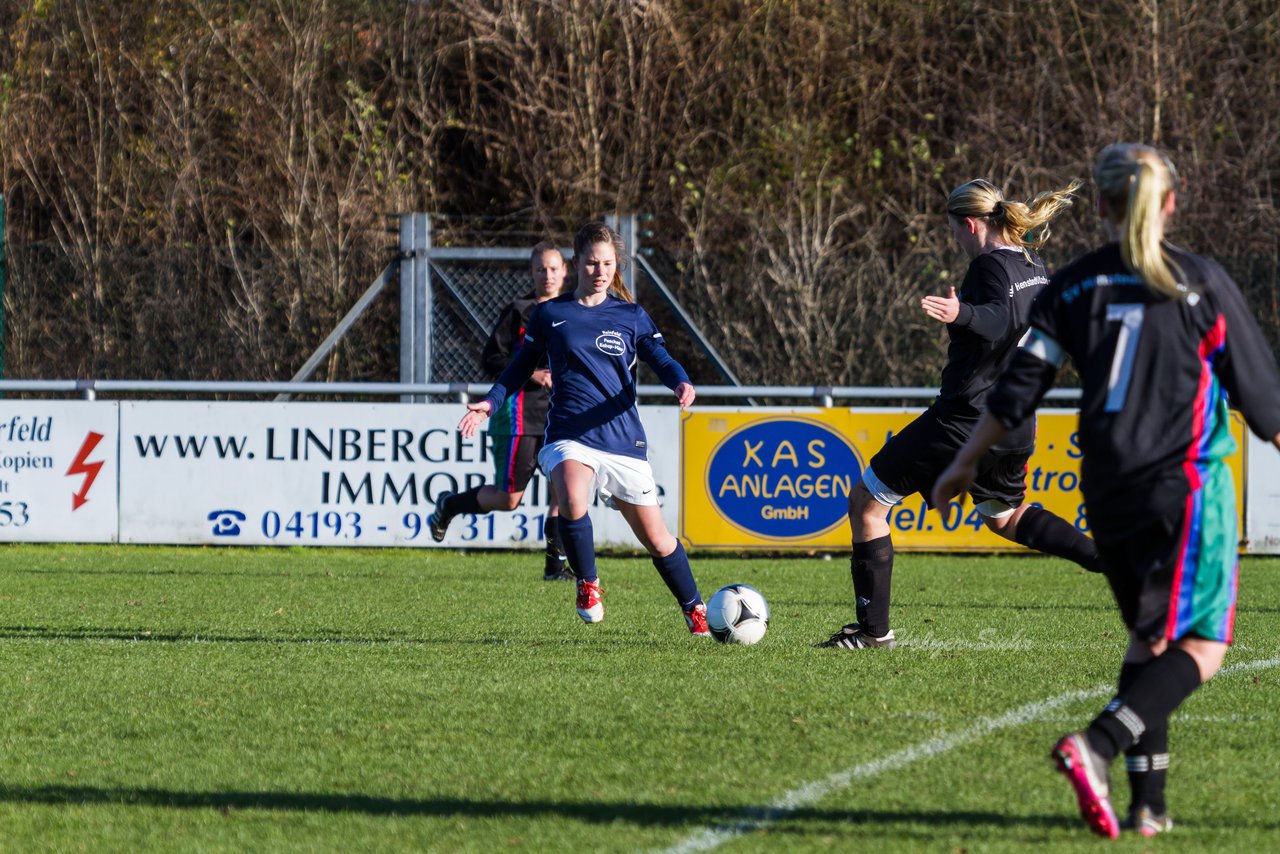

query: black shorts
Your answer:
[489,434,544,493]
[865,406,1030,511]
[1096,488,1238,644]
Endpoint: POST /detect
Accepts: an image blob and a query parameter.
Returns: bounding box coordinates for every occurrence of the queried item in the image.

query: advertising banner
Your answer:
[118,401,678,548]
[1246,430,1280,554]
[0,401,119,542]
[680,407,1247,551]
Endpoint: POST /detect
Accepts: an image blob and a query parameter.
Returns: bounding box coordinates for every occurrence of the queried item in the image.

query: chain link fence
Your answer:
[425,256,728,388]
[428,260,533,383]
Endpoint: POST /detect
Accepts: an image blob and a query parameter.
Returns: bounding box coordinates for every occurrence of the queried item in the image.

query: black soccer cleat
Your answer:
[816,622,896,649]
[427,491,456,542]
[543,556,574,581]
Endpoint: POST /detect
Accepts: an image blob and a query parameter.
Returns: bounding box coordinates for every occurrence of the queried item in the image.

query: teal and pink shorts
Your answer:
[1096,461,1238,644]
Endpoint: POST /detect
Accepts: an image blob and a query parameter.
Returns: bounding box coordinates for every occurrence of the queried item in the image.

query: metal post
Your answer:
[398,214,415,400]
[417,213,432,391]
[606,213,639,298]
[399,213,432,402]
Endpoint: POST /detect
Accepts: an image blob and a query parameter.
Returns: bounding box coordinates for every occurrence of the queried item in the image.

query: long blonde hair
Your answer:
[572,221,634,303]
[1093,143,1184,299]
[946,178,1081,251]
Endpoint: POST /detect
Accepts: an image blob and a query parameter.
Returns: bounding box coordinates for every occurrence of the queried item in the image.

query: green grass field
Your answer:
[0,544,1276,852]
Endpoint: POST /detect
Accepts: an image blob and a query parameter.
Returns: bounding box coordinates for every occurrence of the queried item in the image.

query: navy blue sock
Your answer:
[557,513,597,582]
[651,542,701,611]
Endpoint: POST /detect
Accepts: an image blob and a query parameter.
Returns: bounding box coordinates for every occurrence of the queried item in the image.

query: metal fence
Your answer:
[428,259,538,384]
[395,213,741,395]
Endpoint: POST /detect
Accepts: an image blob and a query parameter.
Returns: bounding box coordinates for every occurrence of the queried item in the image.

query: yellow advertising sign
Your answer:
[680,408,1246,551]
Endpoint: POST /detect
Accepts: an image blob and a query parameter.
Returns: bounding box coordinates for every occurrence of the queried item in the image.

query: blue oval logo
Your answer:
[706,419,863,540]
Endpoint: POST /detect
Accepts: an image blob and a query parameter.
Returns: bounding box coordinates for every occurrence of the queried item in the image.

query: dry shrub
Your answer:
[1,0,1277,384]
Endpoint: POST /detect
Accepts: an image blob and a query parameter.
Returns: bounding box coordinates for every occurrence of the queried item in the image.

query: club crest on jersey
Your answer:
[595,330,626,356]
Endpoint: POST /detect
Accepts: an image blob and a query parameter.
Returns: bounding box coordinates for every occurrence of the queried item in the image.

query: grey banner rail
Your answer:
[0,379,1082,404]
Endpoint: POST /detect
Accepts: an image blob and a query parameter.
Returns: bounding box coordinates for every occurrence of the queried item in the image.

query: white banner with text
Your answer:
[2,399,1278,553]
[117,401,678,548]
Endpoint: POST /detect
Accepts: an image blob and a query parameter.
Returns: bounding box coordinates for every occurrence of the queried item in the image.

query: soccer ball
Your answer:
[706,584,770,645]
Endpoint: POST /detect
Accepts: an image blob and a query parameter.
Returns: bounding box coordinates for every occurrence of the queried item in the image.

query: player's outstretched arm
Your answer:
[458,401,492,439]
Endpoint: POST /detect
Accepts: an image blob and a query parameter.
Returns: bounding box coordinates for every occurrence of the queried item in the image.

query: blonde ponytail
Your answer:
[946,178,1081,251]
[1101,150,1183,299]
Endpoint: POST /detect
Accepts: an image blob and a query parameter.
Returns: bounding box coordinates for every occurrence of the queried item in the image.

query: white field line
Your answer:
[658,655,1280,854]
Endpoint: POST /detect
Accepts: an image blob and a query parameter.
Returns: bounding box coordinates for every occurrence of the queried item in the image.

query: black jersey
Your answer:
[988,242,1280,537]
[935,247,1050,449]
[482,291,551,437]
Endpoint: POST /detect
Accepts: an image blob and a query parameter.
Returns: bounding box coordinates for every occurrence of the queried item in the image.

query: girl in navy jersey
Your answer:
[458,221,709,635]
[429,241,574,581]
[934,144,1280,838]
[819,178,1101,651]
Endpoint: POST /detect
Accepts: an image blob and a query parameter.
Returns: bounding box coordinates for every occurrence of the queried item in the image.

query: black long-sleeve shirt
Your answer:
[935,247,1050,450]
[988,242,1280,537]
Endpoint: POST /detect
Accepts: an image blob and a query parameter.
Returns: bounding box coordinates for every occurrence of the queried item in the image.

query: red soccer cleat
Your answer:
[576,578,603,624]
[684,602,710,637]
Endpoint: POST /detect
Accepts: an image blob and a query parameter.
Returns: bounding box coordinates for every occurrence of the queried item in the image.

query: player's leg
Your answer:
[822,480,896,647]
[974,452,1102,571]
[546,449,603,623]
[616,500,708,635]
[819,411,949,650]
[541,456,571,581]
[1113,652,1171,836]
[429,486,523,542]
[428,432,526,540]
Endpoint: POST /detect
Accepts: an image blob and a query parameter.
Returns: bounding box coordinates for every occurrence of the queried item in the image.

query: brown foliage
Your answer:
[1,0,1278,385]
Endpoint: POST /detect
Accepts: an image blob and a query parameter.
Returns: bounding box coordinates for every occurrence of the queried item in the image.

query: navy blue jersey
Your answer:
[482,294,690,460]
[988,242,1280,536]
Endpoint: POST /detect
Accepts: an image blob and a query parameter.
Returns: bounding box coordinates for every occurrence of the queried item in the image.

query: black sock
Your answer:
[1013,505,1102,571]
[447,487,484,516]
[544,516,566,561]
[1115,660,1168,813]
[851,535,893,637]
[1086,647,1201,760]
[651,542,701,611]
[1125,721,1169,815]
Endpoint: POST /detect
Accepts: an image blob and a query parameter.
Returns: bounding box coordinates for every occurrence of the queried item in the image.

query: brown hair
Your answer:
[1093,143,1184,299]
[572,221,633,303]
[946,178,1081,251]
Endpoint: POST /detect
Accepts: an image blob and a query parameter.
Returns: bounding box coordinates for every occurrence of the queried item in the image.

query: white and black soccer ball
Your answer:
[706,584,770,645]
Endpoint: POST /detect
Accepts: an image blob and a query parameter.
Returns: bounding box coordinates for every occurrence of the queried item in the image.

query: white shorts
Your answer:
[538,439,659,508]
